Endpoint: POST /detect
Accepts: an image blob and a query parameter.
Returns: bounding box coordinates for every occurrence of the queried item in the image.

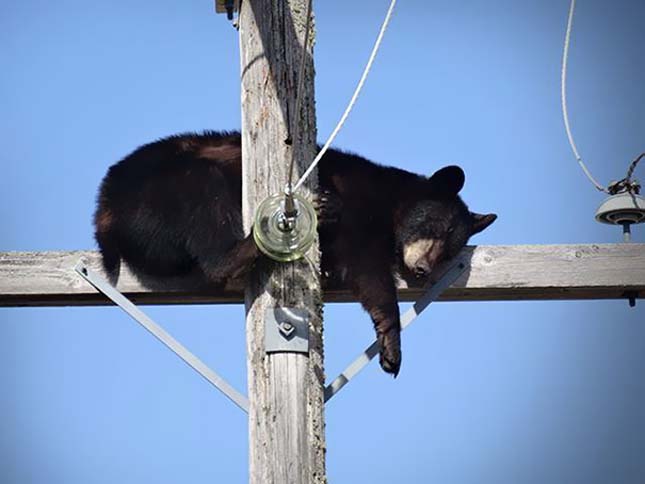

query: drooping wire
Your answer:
[292,0,398,192]
[561,0,609,193]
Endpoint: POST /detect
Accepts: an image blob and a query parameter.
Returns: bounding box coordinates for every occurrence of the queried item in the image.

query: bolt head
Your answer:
[279,322,295,338]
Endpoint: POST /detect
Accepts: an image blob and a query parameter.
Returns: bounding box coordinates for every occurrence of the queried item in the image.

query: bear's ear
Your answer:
[471,212,497,235]
[428,165,465,197]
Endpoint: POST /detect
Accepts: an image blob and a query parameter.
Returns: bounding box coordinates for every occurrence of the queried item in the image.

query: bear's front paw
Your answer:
[377,329,402,377]
[313,190,342,226]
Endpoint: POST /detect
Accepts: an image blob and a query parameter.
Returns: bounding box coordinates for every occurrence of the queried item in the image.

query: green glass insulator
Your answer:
[253,193,317,262]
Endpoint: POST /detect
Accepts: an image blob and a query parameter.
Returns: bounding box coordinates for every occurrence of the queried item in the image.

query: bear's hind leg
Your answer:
[178,168,262,283]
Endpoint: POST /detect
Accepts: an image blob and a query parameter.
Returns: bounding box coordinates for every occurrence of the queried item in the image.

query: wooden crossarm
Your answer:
[1,244,643,307]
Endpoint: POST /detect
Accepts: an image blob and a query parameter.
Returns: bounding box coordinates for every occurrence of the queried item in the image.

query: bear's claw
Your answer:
[377,329,402,377]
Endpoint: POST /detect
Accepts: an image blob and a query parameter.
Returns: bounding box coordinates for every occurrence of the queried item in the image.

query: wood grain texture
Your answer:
[1,244,644,307]
[239,1,326,483]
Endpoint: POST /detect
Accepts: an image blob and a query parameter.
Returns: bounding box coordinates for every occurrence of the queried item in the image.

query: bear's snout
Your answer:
[403,238,444,276]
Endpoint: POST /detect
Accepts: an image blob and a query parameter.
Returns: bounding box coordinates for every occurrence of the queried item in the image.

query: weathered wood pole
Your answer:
[239,1,326,483]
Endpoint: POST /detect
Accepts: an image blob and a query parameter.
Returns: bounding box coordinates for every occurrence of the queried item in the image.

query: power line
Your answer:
[561,0,609,193]
[293,0,398,192]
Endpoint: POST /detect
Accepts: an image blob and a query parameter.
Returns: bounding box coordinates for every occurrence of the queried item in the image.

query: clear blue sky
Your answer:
[2,1,644,483]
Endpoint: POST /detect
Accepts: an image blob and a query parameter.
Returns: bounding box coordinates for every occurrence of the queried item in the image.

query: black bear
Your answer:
[95,131,496,376]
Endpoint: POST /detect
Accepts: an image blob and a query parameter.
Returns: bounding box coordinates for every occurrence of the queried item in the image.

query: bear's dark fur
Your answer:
[95,131,496,376]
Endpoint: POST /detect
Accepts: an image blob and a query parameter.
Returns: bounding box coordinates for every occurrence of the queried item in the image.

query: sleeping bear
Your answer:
[94,131,496,376]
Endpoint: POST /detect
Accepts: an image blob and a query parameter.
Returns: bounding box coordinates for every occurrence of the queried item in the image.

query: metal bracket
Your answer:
[74,260,249,413]
[324,257,469,402]
[74,254,465,409]
[265,307,309,354]
[214,0,240,22]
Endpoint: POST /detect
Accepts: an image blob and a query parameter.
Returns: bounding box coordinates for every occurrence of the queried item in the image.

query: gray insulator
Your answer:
[595,192,645,225]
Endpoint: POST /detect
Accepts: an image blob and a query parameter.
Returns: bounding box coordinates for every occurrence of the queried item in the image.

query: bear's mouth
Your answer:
[402,238,445,277]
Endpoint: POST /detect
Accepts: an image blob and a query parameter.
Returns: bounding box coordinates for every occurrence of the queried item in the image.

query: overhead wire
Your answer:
[288,0,637,198]
[561,0,609,193]
[292,0,398,192]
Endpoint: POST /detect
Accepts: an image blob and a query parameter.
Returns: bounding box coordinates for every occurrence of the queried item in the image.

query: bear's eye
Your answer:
[447,227,455,234]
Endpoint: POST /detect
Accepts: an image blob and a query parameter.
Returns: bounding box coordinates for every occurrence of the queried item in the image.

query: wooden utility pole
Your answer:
[239,1,326,483]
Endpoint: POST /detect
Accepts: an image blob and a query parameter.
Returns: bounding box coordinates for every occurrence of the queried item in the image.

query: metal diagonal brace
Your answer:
[75,260,249,413]
[324,258,468,402]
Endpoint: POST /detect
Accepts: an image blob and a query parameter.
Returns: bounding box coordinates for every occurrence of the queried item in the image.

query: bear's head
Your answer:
[397,165,497,277]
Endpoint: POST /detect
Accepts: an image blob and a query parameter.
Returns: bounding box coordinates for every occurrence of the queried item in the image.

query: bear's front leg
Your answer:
[352,269,402,377]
